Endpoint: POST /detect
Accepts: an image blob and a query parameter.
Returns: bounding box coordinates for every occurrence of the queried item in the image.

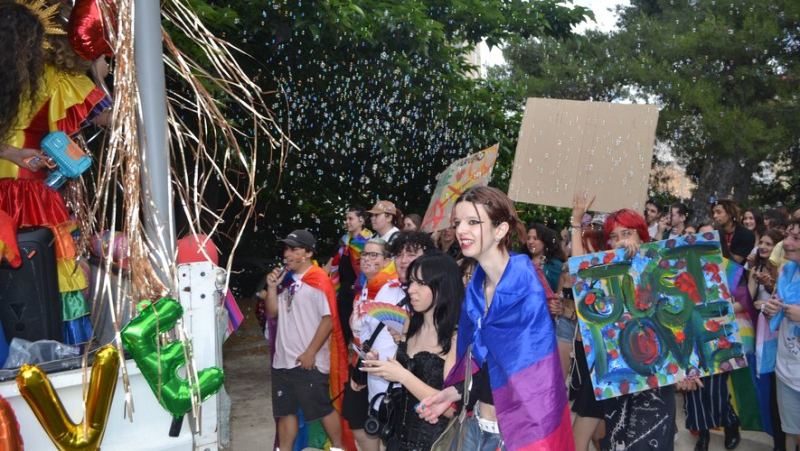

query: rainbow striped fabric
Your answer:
[329,230,372,294]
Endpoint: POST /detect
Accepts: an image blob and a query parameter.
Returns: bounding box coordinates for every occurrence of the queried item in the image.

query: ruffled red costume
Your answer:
[0,65,110,344]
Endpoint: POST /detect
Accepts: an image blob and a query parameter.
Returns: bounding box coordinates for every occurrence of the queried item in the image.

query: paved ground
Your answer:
[224,297,786,450]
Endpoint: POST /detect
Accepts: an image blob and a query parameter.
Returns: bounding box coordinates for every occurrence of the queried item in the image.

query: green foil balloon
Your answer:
[120,298,225,418]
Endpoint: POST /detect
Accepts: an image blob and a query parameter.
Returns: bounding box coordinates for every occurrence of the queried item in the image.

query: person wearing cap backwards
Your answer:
[367,200,403,245]
[262,229,351,451]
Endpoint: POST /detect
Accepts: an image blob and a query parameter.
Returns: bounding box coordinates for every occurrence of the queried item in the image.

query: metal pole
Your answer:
[134,0,176,283]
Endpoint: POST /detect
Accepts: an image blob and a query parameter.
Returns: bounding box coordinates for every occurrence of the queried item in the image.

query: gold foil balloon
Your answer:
[17,344,120,451]
[120,298,225,418]
[0,395,23,451]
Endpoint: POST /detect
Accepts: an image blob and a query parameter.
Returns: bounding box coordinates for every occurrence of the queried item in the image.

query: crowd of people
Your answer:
[258,191,800,451]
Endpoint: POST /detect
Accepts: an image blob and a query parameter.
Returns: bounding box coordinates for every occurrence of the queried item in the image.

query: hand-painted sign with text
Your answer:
[568,232,746,400]
[420,144,498,233]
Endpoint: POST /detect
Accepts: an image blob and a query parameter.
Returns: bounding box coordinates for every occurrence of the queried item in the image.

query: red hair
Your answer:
[604,209,650,249]
[581,223,605,253]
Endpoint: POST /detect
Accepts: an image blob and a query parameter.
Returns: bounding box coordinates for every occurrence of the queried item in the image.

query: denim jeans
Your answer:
[462,415,504,451]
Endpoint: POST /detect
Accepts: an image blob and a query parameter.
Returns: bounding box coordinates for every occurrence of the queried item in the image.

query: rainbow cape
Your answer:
[359,261,397,301]
[274,264,356,450]
[329,230,372,294]
[454,255,573,450]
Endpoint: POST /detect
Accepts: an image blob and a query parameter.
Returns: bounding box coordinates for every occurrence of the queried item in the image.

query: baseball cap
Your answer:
[367,200,398,216]
[278,229,316,249]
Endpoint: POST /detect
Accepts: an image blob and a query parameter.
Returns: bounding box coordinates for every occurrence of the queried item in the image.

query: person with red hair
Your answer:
[568,191,702,451]
[603,208,651,246]
[600,207,706,450]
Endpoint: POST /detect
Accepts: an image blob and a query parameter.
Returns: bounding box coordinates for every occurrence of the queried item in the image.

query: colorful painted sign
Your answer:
[568,231,746,400]
[420,144,499,233]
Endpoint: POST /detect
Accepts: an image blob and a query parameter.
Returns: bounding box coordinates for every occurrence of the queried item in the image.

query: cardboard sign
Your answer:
[508,98,659,213]
[568,232,746,400]
[420,144,499,233]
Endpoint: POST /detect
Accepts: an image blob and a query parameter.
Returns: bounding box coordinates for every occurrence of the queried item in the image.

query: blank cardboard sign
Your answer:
[508,98,659,213]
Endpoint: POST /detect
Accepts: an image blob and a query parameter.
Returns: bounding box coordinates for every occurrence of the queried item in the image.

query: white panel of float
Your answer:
[0,362,194,450]
[0,261,229,450]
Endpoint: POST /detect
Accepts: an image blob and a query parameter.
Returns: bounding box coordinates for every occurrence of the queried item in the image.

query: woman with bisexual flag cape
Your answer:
[419,187,575,451]
[326,205,373,345]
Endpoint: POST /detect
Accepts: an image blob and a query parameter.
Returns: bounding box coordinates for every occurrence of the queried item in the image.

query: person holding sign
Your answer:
[596,207,703,451]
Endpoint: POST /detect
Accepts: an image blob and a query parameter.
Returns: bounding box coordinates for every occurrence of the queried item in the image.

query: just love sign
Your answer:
[568,231,746,400]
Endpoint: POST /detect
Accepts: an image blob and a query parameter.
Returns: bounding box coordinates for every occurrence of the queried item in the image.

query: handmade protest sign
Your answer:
[420,144,499,233]
[508,98,658,213]
[568,231,746,400]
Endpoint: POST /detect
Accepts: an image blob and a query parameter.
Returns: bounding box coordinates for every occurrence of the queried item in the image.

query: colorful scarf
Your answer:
[272,264,356,450]
[454,254,574,450]
[770,261,800,334]
[329,230,372,294]
[351,262,397,352]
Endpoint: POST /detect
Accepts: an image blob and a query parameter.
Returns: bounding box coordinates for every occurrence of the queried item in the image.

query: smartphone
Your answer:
[351,343,368,360]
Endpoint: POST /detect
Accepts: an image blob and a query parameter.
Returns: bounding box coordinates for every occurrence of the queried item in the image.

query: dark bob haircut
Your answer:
[405,250,463,355]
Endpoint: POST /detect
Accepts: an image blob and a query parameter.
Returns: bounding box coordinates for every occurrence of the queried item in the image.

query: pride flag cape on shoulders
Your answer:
[454,254,574,451]
[330,230,372,294]
[359,260,398,300]
[274,264,356,450]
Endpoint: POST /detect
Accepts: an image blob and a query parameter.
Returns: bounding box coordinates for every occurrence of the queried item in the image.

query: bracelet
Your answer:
[570,222,582,228]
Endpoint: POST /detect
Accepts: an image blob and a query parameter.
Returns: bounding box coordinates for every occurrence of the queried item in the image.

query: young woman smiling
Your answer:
[418,186,574,450]
[341,238,399,451]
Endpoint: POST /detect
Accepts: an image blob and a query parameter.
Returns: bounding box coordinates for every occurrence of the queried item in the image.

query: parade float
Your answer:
[0,0,286,448]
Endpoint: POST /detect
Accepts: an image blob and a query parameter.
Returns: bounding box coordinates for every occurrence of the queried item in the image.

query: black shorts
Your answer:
[272,367,333,421]
[341,376,370,429]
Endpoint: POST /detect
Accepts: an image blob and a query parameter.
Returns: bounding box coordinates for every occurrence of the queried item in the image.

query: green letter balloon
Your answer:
[121,298,225,418]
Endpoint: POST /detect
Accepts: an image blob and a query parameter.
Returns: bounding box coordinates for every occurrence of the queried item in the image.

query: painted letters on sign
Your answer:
[420,144,498,233]
[568,232,746,400]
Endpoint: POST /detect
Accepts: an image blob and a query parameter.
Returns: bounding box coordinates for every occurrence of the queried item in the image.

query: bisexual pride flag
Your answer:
[454,255,573,450]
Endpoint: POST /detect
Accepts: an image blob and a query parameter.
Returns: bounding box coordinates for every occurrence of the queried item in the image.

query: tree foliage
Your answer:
[174,0,592,292]
[497,0,800,221]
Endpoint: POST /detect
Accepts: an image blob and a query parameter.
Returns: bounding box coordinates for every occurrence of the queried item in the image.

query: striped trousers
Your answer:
[684,372,739,430]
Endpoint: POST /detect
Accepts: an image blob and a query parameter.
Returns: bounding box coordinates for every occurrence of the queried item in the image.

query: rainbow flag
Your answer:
[223,290,244,340]
[329,230,372,294]
[454,255,574,450]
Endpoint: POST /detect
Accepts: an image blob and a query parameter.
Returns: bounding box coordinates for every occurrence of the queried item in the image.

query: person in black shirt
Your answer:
[325,205,373,345]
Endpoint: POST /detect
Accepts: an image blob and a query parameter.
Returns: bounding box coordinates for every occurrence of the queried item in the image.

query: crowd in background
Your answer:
[261,191,800,451]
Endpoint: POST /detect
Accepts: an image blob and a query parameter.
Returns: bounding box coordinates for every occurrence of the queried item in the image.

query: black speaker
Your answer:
[0,227,63,343]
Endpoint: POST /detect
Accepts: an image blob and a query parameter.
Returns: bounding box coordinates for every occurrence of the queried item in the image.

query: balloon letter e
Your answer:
[120,298,225,417]
[17,344,120,451]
